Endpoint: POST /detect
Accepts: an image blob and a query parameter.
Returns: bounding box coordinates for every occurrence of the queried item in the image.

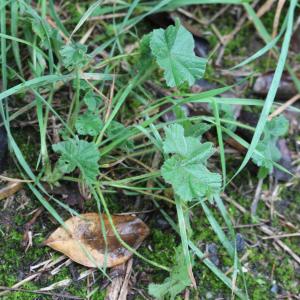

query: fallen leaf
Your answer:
[44,213,150,268]
[0,182,23,201]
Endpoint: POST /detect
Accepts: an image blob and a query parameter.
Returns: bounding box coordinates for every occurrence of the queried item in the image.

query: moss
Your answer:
[274,259,297,290]
[141,228,177,267]
[12,129,39,165]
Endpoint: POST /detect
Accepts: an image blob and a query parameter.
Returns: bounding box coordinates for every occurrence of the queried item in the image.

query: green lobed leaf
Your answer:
[184,122,211,139]
[219,103,237,132]
[75,111,103,136]
[60,43,90,69]
[251,116,289,171]
[83,90,102,111]
[139,32,154,70]
[161,124,221,201]
[264,115,289,137]
[52,138,100,182]
[149,20,207,87]
[148,247,191,300]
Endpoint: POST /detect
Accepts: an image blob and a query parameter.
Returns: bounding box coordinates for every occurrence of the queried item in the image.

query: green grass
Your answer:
[0,0,299,299]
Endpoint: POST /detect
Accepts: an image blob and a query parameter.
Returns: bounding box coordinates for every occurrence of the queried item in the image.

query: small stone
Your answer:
[194,36,210,58]
[160,104,190,123]
[206,243,220,266]
[154,216,170,230]
[236,233,246,253]
[270,281,282,294]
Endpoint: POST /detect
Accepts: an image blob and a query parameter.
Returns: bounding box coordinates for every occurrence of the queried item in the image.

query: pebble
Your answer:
[236,233,246,253]
[206,243,220,266]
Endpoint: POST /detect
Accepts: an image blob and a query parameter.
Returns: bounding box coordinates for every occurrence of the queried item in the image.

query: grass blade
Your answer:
[230,0,297,182]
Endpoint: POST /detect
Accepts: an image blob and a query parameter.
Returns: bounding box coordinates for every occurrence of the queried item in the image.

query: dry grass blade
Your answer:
[256,0,275,18]
[268,93,300,120]
[272,0,287,38]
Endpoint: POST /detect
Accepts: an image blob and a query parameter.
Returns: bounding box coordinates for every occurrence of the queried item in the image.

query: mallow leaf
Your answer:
[252,116,289,171]
[150,20,206,87]
[83,90,101,111]
[139,33,154,70]
[75,112,103,136]
[263,115,289,137]
[161,124,221,201]
[60,43,90,69]
[52,138,100,183]
[148,247,191,300]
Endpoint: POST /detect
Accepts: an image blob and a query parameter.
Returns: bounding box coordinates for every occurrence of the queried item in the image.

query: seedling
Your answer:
[251,115,289,179]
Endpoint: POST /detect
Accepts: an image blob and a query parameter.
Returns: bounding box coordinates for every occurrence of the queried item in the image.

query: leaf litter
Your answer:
[44,213,150,268]
[0,1,297,298]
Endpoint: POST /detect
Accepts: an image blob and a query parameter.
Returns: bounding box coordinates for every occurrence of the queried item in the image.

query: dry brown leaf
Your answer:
[44,213,150,268]
[0,182,23,201]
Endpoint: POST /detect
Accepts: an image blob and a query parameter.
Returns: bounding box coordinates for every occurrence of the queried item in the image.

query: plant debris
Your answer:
[44,213,150,268]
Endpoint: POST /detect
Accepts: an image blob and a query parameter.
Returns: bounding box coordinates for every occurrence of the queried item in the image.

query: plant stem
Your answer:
[175,196,196,288]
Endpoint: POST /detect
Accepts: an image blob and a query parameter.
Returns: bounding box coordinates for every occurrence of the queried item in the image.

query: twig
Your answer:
[79,25,96,45]
[89,13,127,21]
[270,183,279,220]
[268,94,300,120]
[262,232,300,239]
[0,175,32,183]
[260,226,300,265]
[22,207,43,248]
[256,0,275,17]
[0,287,83,300]
[119,258,133,300]
[206,5,231,25]
[272,0,287,38]
[251,178,264,217]
[225,251,250,276]
[39,269,95,291]
[105,264,126,300]
[0,274,40,296]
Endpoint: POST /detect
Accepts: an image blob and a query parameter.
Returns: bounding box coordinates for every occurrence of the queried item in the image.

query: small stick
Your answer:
[118,259,133,300]
[260,226,300,264]
[270,183,279,220]
[89,13,126,21]
[0,286,83,299]
[0,274,40,296]
[268,94,300,120]
[222,193,247,214]
[79,24,96,45]
[225,251,250,276]
[0,175,32,183]
[222,222,266,230]
[22,207,43,249]
[251,178,264,217]
[256,0,275,17]
[272,0,287,38]
[262,232,300,240]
